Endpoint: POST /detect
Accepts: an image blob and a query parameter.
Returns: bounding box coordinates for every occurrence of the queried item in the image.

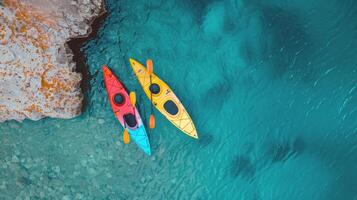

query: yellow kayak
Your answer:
[129,58,198,139]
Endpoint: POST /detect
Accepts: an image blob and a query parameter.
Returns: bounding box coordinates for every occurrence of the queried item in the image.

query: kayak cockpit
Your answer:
[164,100,179,115]
[113,93,125,105]
[149,83,160,94]
[124,113,137,128]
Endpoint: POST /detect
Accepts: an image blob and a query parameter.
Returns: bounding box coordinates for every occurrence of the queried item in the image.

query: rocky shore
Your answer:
[0,0,105,122]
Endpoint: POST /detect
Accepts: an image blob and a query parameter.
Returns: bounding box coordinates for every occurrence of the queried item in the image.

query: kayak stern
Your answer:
[128,125,151,156]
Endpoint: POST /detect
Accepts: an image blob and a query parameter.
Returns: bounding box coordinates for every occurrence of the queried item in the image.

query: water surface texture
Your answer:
[1,0,357,199]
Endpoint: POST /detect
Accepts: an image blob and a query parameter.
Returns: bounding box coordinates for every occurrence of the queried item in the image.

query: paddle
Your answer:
[147,59,156,129]
[147,59,153,74]
[123,128,130,144]
[129,91,136,106]
[122,91,137,144]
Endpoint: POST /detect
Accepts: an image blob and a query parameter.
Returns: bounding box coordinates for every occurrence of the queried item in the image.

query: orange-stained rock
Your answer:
[0,0,104,122]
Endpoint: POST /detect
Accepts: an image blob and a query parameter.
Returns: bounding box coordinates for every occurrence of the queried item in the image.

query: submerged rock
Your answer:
[0,0,104,122]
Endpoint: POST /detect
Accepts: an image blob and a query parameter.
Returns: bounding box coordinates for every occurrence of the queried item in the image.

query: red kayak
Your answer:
[102,65,151,155]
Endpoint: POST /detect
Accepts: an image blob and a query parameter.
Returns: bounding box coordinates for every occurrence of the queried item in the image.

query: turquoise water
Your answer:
[1,0,357,199]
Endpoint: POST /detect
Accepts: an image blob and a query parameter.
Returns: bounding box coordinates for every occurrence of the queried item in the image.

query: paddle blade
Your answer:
[129,91,136,106]
[149,114,155,129]
[123,129,130,144]
[147,59,153,75]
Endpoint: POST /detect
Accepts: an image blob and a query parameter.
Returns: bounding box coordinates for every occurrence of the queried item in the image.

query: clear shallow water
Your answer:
[1,0,357,199]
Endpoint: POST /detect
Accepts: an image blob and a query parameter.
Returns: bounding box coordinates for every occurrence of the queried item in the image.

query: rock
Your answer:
[87,167,96,175]
[11,155,19,163]
[98,118,105,124]
[0,181,7,189]
[62,195,71,200]
[53,166,61,174]
[75,193,84,199]
[0,0,105,122]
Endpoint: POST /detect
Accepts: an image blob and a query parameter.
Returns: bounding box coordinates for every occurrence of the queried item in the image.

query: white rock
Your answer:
[98,118,105,124]
[62,195,71,200]
[75,193,84,199]
[53,166,61,174]
[12,155,19,163]
[87,167,96,175]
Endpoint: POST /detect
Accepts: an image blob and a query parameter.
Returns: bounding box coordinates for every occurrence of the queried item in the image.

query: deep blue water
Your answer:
[1,0,357,199]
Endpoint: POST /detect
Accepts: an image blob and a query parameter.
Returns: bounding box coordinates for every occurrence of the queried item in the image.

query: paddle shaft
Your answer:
[146,59,155,129]
[149,75,154,114]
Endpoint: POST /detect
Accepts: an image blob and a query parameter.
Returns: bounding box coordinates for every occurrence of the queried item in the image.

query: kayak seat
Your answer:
[149,83,160,94]
[123,113,137,128]
[164,100,179,115]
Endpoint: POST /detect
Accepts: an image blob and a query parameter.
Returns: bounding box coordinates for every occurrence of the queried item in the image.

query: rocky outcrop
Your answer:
[0,0,104,122]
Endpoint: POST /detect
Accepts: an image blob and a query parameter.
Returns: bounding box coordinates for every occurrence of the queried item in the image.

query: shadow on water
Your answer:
[201,72,234,112]
[177,0,217,23]
[240,38,263,67]
[236,2,315,80]
[266,136,306,164]
[230,154,256,180]
[260,5,314,79]
[197,133,214,147]
[307,135,357,200]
